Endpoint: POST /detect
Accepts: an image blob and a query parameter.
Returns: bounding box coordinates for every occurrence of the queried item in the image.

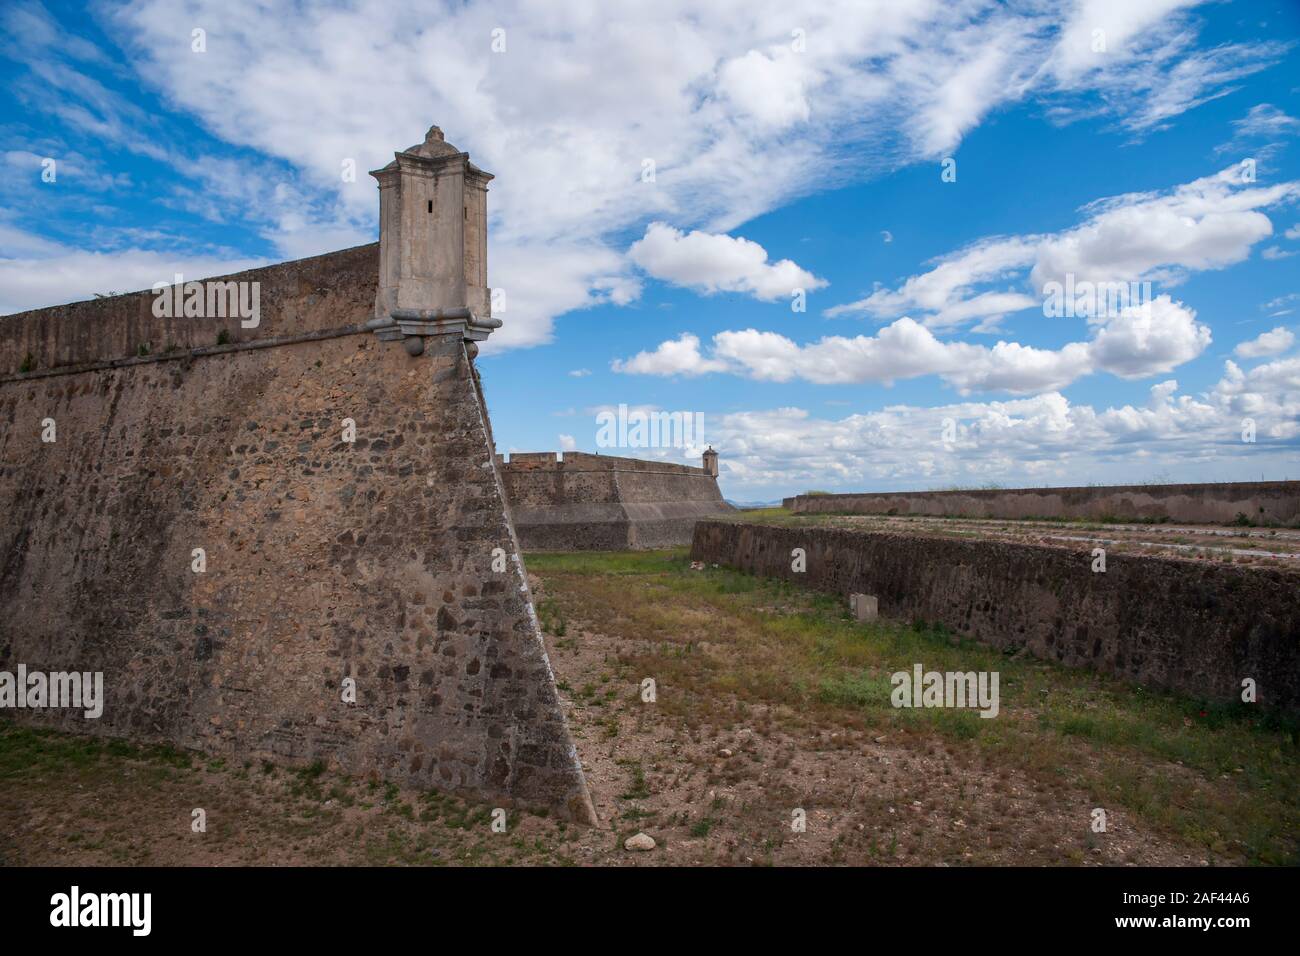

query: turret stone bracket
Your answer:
[367,308,502,356]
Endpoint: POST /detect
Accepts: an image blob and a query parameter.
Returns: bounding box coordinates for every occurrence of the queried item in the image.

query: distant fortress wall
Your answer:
[500,451,732,550]
[783,481,1300,526]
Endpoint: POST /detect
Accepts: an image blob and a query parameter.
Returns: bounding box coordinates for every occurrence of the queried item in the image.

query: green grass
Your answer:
[616,758,650,800]
[527,550,688,575]
[690,816,719,838]
[528,546,1299,865]
[536,597,568,636]
[0,723,193,778]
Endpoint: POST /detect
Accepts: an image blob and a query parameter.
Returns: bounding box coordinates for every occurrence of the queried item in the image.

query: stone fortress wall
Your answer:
[0,128,597,823]
[499,450,733,550]
[692,521,1300,711]
[784,481,1300,526]
[0,243,378,377]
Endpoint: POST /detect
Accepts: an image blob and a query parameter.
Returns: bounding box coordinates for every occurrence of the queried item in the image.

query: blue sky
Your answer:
[3,0,1299,500]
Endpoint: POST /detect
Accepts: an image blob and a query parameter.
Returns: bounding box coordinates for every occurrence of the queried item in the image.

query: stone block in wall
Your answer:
[850,594,878,621]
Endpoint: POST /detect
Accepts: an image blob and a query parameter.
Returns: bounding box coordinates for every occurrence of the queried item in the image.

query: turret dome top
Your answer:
[405,125,462,159]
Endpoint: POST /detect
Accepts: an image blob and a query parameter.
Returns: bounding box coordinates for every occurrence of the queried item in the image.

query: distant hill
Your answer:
[726,500,784,510]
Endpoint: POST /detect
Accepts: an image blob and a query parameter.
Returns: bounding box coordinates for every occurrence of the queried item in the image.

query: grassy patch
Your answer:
[0,723,193,779]
[529,546,1299,864]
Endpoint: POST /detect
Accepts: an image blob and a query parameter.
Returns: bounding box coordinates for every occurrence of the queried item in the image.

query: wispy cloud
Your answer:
[0,0,1255,346]
[826,165,1300,329]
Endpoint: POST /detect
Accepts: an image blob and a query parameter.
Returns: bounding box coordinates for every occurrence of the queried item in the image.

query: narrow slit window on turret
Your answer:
[427,200,432,213]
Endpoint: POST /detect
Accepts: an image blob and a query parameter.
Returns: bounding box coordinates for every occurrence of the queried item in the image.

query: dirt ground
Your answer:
[1,550,1293,867]
[545,614,1197,866]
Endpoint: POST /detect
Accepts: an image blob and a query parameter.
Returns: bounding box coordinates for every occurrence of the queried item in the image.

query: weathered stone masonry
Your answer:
[0,127,597,823]
[500,450,732,550]
[692,521,1300,711]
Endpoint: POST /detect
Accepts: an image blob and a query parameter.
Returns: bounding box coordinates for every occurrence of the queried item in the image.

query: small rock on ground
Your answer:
[624,832,656,851]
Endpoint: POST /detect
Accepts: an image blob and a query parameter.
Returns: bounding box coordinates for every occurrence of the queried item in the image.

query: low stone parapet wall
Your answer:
[690,521,1300,711]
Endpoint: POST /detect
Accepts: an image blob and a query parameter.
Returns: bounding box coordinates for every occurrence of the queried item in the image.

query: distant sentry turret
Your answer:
[703,446,719,477]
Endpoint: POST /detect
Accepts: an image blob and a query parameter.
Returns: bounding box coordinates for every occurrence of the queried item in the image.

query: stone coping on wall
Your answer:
[498,450,712,477]
[783,480,1300,526]
[702,508,1300,574]
[785,480,1300,508]
[0,243,380,376]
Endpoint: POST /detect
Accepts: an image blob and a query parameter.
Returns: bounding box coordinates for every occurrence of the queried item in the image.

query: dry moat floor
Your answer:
[1,548,1296,866]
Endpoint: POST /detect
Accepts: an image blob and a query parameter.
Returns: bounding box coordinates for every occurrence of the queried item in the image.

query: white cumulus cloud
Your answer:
[1235,326,1296,359]
[611,332,732,377]
[615,295,1211,394]
[705,357,1300,498]
[628,222,825,302]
